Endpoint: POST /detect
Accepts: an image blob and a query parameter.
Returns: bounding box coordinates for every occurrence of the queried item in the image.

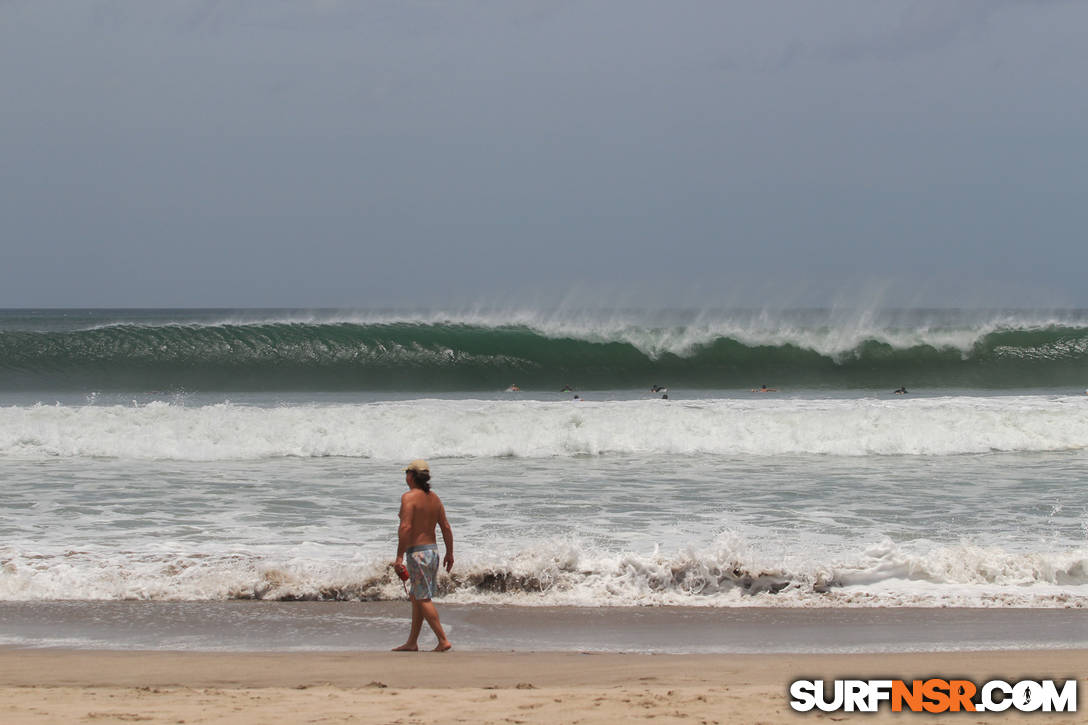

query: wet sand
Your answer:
[3,601,1086,652]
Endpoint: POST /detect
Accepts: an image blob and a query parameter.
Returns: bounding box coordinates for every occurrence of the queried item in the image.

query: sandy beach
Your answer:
[2,604,1085,722]
[0,648,1084,724]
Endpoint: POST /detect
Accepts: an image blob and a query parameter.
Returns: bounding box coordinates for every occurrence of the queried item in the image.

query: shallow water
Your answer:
[2,429,1086,607]
[2,602,1085,653]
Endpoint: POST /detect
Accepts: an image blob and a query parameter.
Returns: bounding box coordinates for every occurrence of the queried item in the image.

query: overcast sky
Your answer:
[2,1,1086,309]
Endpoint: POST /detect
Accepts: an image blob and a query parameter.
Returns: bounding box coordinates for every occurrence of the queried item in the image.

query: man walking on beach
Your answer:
[393,459,454,652]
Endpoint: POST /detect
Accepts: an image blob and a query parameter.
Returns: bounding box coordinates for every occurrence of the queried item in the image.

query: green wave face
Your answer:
[2,320,1088,391]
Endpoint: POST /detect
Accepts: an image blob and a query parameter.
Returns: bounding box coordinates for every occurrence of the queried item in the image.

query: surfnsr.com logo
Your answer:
[789,678,1077,713]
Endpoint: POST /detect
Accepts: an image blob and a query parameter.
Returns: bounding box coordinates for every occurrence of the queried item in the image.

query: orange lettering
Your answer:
[922,679,951,713]
[892,680,924,712]
[948,680,976,712]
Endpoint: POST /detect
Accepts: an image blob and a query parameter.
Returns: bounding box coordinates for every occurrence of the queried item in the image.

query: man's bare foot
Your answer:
[391,643,418,652]
[432,641,452,652]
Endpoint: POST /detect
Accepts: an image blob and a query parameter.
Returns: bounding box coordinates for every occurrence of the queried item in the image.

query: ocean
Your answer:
[2,308,1087,648]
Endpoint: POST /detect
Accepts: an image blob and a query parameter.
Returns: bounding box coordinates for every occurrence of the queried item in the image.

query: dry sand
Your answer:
[1,649,1085,724]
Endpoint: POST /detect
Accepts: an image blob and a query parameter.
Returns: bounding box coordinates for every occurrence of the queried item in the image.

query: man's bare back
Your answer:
[399,488,451,549]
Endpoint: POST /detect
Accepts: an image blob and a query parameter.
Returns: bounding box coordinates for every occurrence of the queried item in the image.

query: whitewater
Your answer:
[2,395,1088,460]
[1,309,1086,611]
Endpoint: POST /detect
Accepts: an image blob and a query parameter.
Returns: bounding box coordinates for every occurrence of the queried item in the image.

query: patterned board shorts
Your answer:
[405,544,440,600]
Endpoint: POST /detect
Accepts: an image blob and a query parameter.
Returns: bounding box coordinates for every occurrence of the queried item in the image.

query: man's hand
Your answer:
[443,552,454,572]
[394,556,403,568]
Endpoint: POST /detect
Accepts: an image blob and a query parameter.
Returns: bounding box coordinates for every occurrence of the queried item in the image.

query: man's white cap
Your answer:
[404,459,430,473]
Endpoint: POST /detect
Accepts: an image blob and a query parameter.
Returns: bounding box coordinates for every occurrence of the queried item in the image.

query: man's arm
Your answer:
[437,500,454,572]
[395,493,414,565]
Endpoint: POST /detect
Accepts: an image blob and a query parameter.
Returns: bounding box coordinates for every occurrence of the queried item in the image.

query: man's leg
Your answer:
[392,597,425,651]
[418,599,452,651]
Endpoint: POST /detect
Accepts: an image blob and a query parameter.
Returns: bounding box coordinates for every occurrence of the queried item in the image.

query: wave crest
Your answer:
[4,313,1088,389]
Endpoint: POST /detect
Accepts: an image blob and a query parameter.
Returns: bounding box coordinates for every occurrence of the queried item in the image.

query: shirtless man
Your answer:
[393,459,454,652]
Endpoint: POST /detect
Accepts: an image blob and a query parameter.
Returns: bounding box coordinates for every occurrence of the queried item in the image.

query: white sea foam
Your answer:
[0,547,401,602]
[2,396,1087,461]
[2,537,1085,607]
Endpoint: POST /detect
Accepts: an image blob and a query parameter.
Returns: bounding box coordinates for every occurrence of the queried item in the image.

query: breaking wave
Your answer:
[3,537,1085,607]
[4,309,1088,390]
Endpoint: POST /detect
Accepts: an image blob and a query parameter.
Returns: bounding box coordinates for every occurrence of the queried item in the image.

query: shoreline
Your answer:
[2,601,1086,654]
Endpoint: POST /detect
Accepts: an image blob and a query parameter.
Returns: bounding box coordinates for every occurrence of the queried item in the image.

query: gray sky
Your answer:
[2,0,1086,309]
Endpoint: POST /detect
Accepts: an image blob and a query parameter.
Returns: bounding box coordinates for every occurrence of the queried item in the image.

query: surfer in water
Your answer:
[392,460,454,652]
[506,383,520,392]
[894,386,908,395]
[752,384,777,392]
